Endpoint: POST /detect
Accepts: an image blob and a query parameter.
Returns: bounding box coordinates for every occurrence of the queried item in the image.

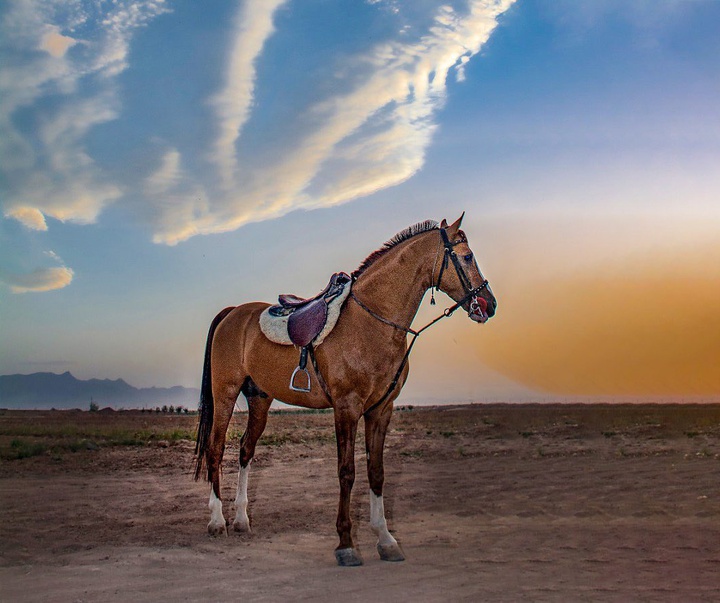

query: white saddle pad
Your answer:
[259,282,352,346]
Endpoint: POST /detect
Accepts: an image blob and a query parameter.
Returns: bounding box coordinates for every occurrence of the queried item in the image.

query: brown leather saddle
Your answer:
[269,272,351,392]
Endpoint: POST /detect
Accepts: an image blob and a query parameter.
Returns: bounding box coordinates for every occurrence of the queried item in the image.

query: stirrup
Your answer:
[289,366,311,392]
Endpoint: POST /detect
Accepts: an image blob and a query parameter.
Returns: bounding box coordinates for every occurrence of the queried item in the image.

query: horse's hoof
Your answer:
[232,519,251,534]
[207,521,228,537]
[377,543,405,562]
[335,547,364,567]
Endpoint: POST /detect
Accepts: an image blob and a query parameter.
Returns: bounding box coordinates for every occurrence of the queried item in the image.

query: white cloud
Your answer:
[40,25,78,58]
[94,0,171,77]
[44,250,63,263]
[4,266,74,294]
[5,207,47,231]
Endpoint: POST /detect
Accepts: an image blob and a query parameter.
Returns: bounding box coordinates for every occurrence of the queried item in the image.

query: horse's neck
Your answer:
[352,232,436,331]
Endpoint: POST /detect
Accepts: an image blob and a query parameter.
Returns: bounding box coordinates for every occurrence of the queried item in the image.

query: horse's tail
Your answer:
[194,306,236,481]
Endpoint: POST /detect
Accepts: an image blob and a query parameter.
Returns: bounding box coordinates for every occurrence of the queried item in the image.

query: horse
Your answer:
[194,214,497,566]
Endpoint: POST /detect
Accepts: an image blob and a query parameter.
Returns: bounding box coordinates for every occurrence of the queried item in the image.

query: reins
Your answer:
[349,291,419,335]
[311,227,490,416]
[355,289,473,416]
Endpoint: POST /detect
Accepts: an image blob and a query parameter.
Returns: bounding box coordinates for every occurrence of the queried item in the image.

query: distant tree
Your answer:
[89,399,99,412]
[162,405,168,413]
[168,405,175,414]
[155,406,161,413]
[182,407,189,414]
[175,406,183,414]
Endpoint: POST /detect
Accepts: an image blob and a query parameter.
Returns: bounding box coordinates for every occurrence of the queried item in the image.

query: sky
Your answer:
[1,0,719,404]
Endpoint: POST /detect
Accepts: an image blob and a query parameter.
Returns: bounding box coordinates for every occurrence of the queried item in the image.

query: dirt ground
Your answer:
[1,404,719,602]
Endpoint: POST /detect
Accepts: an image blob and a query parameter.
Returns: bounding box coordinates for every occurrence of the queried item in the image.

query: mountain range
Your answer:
[0,372,200,410]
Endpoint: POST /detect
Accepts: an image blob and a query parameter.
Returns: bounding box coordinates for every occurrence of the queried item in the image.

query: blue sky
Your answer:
[1,0,719,402]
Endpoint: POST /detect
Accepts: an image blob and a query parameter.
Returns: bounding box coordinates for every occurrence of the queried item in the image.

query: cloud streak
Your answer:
[210,0,289,191]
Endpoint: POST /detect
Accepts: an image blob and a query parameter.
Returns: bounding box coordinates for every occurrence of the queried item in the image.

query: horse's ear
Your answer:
[440,219,448,228]
[446,212,465,235]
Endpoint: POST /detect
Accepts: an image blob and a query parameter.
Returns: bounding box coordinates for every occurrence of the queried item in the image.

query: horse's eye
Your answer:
[464,253,473,262]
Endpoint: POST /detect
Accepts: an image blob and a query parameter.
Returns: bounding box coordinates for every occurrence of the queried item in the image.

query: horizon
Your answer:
[2,370,719,410]
[1,1,719,403]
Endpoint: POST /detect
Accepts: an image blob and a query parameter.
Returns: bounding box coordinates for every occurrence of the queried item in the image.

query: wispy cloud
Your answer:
[151,0,516,244]
[1,0,169,229]
[1,0,516,247]
[1,0,170,292]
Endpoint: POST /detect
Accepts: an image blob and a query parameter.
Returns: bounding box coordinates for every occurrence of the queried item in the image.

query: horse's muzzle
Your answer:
[468,295,490,323]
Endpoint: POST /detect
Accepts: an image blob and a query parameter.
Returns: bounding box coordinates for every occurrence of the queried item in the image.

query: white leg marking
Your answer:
[369,490,398,547]
[233,463,251,532]
[208,487,227,535]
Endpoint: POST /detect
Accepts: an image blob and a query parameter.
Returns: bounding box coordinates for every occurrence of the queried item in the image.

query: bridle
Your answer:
[431,227,490,311]
[306,226,491,414]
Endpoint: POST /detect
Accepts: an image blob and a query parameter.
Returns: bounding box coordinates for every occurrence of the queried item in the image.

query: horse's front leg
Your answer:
[365,400,405,562]
[333,402,363,566]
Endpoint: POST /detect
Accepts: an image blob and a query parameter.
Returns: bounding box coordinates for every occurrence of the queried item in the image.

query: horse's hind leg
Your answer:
[206,383,240,537]
[364,401,405,562]
[232,378,272,533]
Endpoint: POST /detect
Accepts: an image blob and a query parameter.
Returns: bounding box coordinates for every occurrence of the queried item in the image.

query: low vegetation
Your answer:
[1,403,719,462]
[0,410,199,461]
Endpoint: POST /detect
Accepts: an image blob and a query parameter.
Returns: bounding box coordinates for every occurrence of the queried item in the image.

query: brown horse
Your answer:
[194,214,496,566]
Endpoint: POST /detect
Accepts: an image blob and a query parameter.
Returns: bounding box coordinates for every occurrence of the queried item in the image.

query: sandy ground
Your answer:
[1,404,719,602]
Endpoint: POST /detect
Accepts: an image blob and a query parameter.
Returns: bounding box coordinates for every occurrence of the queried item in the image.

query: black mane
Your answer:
[352,220,439,279]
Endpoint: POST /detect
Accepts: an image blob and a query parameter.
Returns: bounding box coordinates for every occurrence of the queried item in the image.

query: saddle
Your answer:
[260,272,352,392]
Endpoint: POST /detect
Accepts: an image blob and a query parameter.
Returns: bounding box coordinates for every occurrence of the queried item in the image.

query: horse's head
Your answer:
[435,214,497,324]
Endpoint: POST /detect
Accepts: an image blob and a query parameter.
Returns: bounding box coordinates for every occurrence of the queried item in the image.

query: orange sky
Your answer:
[473,240,720,397]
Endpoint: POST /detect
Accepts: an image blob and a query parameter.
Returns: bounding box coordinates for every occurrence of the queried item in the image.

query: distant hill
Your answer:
[0,372,200,410]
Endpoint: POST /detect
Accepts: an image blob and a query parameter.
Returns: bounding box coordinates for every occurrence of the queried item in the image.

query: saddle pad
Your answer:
[259,280,352,346]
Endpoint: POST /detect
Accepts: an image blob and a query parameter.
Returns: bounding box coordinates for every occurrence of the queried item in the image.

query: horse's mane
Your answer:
[352,220,439,279]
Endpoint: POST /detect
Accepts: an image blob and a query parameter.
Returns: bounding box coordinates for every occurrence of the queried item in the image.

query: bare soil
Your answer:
[1,404,719,602]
